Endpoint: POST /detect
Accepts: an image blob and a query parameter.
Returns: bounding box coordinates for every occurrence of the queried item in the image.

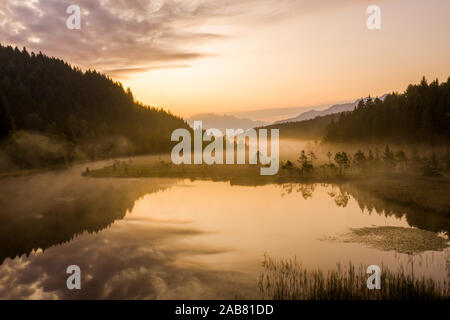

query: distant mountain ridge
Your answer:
[275,95,388,124]
[187,96,388,131]
[225,103,331,123]
[187,113,268,131]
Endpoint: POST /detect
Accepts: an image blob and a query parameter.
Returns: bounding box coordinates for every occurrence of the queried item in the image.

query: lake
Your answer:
[0,162,448,299]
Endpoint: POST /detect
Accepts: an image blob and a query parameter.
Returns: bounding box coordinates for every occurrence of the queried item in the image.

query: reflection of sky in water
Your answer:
[0,219,253,299]
[0,178,448,299]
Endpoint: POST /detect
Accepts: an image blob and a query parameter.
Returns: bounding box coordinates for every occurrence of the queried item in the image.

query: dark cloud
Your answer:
[0,0,373,77]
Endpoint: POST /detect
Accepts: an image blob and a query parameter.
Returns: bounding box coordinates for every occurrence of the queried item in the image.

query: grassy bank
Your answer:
[84,159,450,215]
[258,255,449,300]
[83,158,348,185]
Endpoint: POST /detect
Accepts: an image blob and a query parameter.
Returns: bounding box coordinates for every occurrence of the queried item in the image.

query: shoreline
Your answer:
[84,160,450,217]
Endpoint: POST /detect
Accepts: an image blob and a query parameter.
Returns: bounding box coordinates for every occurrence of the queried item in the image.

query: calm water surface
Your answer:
[0,164,448,299]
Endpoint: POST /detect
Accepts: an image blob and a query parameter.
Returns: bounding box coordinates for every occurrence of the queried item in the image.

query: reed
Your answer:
[258,254,449,300]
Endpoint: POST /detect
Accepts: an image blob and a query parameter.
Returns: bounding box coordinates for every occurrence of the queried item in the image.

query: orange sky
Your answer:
[119,0,450,116]
[1,0,449,117]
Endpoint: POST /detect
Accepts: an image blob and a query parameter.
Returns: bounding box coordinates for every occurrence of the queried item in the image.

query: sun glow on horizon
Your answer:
[116,0,450,117]
[2,0,449,118]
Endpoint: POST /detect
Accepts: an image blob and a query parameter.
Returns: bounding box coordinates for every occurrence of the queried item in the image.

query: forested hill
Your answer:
[262,113,340,140]
[0,45,190,166]
[324,77,450,144]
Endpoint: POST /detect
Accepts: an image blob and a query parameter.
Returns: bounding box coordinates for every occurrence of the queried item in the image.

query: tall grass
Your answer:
[258,254,449,300]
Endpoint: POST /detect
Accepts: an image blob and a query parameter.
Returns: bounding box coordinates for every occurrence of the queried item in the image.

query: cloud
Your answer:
[105,64,191,78]
[0,0,374,78]
[0,218,250,299]
[0,169,252,299]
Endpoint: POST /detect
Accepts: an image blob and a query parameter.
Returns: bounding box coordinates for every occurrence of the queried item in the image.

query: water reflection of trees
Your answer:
[1,173,448,266]
[281,183,315,200]
[279,182,449,233]
[332,192,350,207]
[204,174,449,234]
[338,183,450,234]
[0,176,174,264]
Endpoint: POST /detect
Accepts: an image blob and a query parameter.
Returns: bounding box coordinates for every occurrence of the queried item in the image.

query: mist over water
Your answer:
[0,156,448,299]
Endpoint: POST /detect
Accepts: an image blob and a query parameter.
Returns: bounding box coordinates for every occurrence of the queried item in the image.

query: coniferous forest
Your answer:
[262,113,340,140]
[0,44,190,169]
[1,0,450,303]
[324,77,450,144]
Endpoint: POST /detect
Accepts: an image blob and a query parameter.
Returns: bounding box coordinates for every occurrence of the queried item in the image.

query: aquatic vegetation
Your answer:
[258,254,449,300]
[320,226,449,254]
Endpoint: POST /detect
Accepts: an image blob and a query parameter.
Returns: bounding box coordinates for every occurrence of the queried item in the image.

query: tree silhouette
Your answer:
[334,152,350,176]
[353,150,367,172]
[327,151,333,163]
[297,150,313,175]
[0,44,191,167]
[423,153,442,176]
[383,145,395,168]
[324,77,450,144]
[395,151,408,170]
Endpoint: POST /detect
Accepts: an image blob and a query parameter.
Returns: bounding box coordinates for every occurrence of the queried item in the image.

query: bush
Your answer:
[5,131,75,168]
[422,153,442,176]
